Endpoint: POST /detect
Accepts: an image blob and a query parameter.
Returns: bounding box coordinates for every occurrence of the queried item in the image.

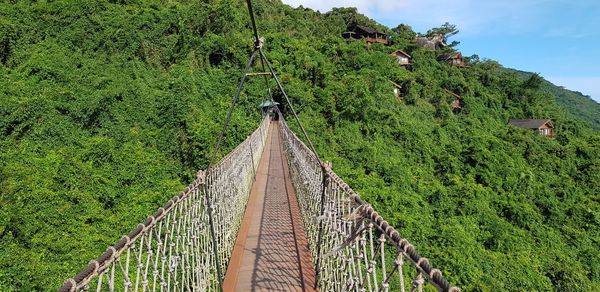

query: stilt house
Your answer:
[342,25,389,45]
[438,52,465,67]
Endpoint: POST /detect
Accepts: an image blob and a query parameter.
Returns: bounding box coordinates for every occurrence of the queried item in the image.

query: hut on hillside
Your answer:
[342,25,389,45]
[438,52,465,67]
[508,119,554,138]
[390,49,412,66]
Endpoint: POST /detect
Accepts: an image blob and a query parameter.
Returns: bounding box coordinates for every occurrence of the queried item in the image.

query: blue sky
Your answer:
[282,0,600,103]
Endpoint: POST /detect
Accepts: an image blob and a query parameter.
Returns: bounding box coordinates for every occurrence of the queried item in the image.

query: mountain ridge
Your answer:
[508,68,600,130]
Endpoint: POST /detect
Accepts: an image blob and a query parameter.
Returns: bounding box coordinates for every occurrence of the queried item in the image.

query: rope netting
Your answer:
[59,0,460,290]
[59,116,270,292]
[278,117,460,292]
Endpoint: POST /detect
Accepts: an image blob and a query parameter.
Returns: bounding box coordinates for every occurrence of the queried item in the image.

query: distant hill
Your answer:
[510,69,600,130]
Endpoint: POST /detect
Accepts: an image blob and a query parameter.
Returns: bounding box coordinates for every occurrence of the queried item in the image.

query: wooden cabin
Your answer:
[390,50,412,66]
[342,25,389,45]
[508,119,555,138]
[438,52,465,67]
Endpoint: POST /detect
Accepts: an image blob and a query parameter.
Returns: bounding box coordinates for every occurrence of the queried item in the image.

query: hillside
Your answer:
[510,69,600,130]
[0,0,599,291]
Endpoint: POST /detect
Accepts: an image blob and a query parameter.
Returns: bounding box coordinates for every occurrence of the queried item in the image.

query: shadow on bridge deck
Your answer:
[223,121,316,292]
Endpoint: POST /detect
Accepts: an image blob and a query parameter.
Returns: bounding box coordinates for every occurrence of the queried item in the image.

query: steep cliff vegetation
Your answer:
[0,0,598,290]
[511,69,600,130]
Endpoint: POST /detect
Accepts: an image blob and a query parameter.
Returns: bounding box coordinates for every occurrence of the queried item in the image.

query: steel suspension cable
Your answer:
[257,47,321,162]
[246,0,275,110]
[257,46,330,287]
[245,0,261,47]
[244,0,320,162]
[245,0,329,284]
[207,49,259,169]
[259,52,275,102]
[204,48,259,292]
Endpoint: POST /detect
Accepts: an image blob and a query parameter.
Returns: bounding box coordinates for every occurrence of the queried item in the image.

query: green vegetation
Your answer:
[510,69,600,130]
[0,0,598,290]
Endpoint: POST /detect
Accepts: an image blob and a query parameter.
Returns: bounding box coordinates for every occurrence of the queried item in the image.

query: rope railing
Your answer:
[278,117,460,292]
[59,116,270,292]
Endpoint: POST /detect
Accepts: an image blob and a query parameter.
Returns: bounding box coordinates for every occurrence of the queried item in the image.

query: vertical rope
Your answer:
[398,254,405,292]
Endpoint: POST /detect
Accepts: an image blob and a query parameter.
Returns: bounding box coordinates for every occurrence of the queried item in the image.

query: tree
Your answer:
[523,73,544,90]
[391,23,417,47]
[426,22,460,47]
[325,7,379,30]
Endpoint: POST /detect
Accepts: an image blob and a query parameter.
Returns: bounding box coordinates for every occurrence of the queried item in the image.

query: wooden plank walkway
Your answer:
[223,121,317,292]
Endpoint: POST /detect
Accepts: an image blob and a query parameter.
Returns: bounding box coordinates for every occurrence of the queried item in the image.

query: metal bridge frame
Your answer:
[59,0,461,291]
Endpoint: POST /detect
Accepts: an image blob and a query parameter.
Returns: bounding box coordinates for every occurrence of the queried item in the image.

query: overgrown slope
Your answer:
[510,69,600,130]
[0,0,598,290]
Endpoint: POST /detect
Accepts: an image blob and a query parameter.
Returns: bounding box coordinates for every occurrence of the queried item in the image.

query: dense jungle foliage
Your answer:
[1,0,599,290]
[510,69,600,130]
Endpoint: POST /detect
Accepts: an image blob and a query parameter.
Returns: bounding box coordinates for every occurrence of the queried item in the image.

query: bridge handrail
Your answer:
[278,117,460,292]
[59,116,270,292]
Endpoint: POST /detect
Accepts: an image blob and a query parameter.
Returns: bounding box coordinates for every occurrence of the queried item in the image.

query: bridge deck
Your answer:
[223,121,317,291]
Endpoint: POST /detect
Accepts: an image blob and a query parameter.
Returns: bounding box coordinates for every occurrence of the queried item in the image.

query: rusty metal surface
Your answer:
[224,122,317,291]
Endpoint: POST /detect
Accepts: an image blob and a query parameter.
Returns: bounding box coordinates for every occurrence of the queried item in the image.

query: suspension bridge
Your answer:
[59,1,460,291]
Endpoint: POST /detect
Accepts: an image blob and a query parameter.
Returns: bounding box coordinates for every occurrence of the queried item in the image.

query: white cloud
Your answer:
[546,77,600,103]
[282,0,408,16]
[281,0,588,36]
